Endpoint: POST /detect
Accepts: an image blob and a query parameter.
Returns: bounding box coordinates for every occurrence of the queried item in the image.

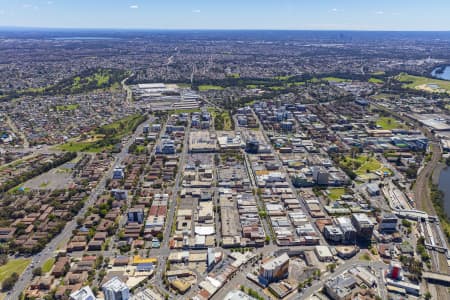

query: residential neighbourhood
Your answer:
[0,28,450,300]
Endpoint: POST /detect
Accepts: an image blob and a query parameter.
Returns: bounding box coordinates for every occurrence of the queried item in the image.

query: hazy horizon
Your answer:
[1,0,450,31]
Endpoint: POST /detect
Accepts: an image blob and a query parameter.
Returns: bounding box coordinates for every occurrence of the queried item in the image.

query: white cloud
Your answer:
[375,11,385,15]
[192,9,201,13]
[47,1,54,4]
[330,8,343,13]
[130,5,139,9]
[22,3,39,10]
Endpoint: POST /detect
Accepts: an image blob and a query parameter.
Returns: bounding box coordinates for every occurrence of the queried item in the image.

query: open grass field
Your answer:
[57,114,145,152]
[227,73,240,78]
[269,86,285,91]
[176,83,191,88]
[274,75,293,80]
[72,70,111,90]
[198,85,224,91]
[376,117,408,130]
[396,73,450,93]
[287,82,305,87]
[42,258,56,273]
[341,155,391,176]
[0,258,31,283]
[94,72,110,87]
[212,110,233,131]
[327,187,346,201]
[369,77,384,84]
[322,77,350,83]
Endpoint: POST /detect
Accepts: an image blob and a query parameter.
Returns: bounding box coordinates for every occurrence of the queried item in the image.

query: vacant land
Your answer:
[396,73,450,93]
[23,166,74,190]
[327,187,346,201]
[0,258,31,283]
[376,117,408,130]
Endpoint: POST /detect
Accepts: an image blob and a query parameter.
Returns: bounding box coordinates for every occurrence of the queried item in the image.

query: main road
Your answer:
[151,118,191,298]
[7,115,149,300]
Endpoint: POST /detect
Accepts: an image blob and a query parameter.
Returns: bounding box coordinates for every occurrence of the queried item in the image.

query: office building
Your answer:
[128,208,144,224]
[336,217,357,244]
[259,253,289,284]
[324,225,344,243]
[378,213,398,232]
[351,213,375,240]
[245,139,259,154]
[102,277,130,300]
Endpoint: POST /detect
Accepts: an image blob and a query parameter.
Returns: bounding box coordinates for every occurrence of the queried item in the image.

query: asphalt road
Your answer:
[152,119,191,298]
[371,104,449,299]
[7,117,149,300]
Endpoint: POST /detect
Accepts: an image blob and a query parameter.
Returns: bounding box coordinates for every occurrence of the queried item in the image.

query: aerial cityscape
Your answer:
[0,1,450,300]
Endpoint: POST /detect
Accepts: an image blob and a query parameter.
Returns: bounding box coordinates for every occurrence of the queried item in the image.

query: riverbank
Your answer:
[431,65,450,81]
[429,161,450,244]
[432,161,445,185]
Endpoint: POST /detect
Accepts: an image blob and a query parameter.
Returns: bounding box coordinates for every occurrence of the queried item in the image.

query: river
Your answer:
[431,65,450,80]
[438,166,450,216]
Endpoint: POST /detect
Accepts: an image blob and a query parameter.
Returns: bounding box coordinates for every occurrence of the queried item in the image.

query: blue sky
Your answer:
[0,0,449,31]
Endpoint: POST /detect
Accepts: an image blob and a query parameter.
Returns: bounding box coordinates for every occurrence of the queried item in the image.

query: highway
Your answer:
[7,116,149,300]
[121,73,135,106]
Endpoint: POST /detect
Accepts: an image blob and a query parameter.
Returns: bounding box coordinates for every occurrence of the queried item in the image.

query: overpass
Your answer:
[422,272,450,286]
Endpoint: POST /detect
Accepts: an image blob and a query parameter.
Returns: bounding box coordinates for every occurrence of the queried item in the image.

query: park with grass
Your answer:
[0,258,31,284]
[211,110,233,131]
[340,154,392,177]
[368,77,384,84]
[396,73,450,93]
[57,114,146,153]
[198,85,224,91]
[376,117,408,130]
[322,77,350,83]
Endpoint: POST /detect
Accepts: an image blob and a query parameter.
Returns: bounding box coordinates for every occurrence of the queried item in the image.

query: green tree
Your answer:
[32,267,42,277]
[2,272,19,291]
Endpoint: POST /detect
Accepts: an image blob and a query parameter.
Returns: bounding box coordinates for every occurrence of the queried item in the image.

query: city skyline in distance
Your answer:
[0,0,450,31]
